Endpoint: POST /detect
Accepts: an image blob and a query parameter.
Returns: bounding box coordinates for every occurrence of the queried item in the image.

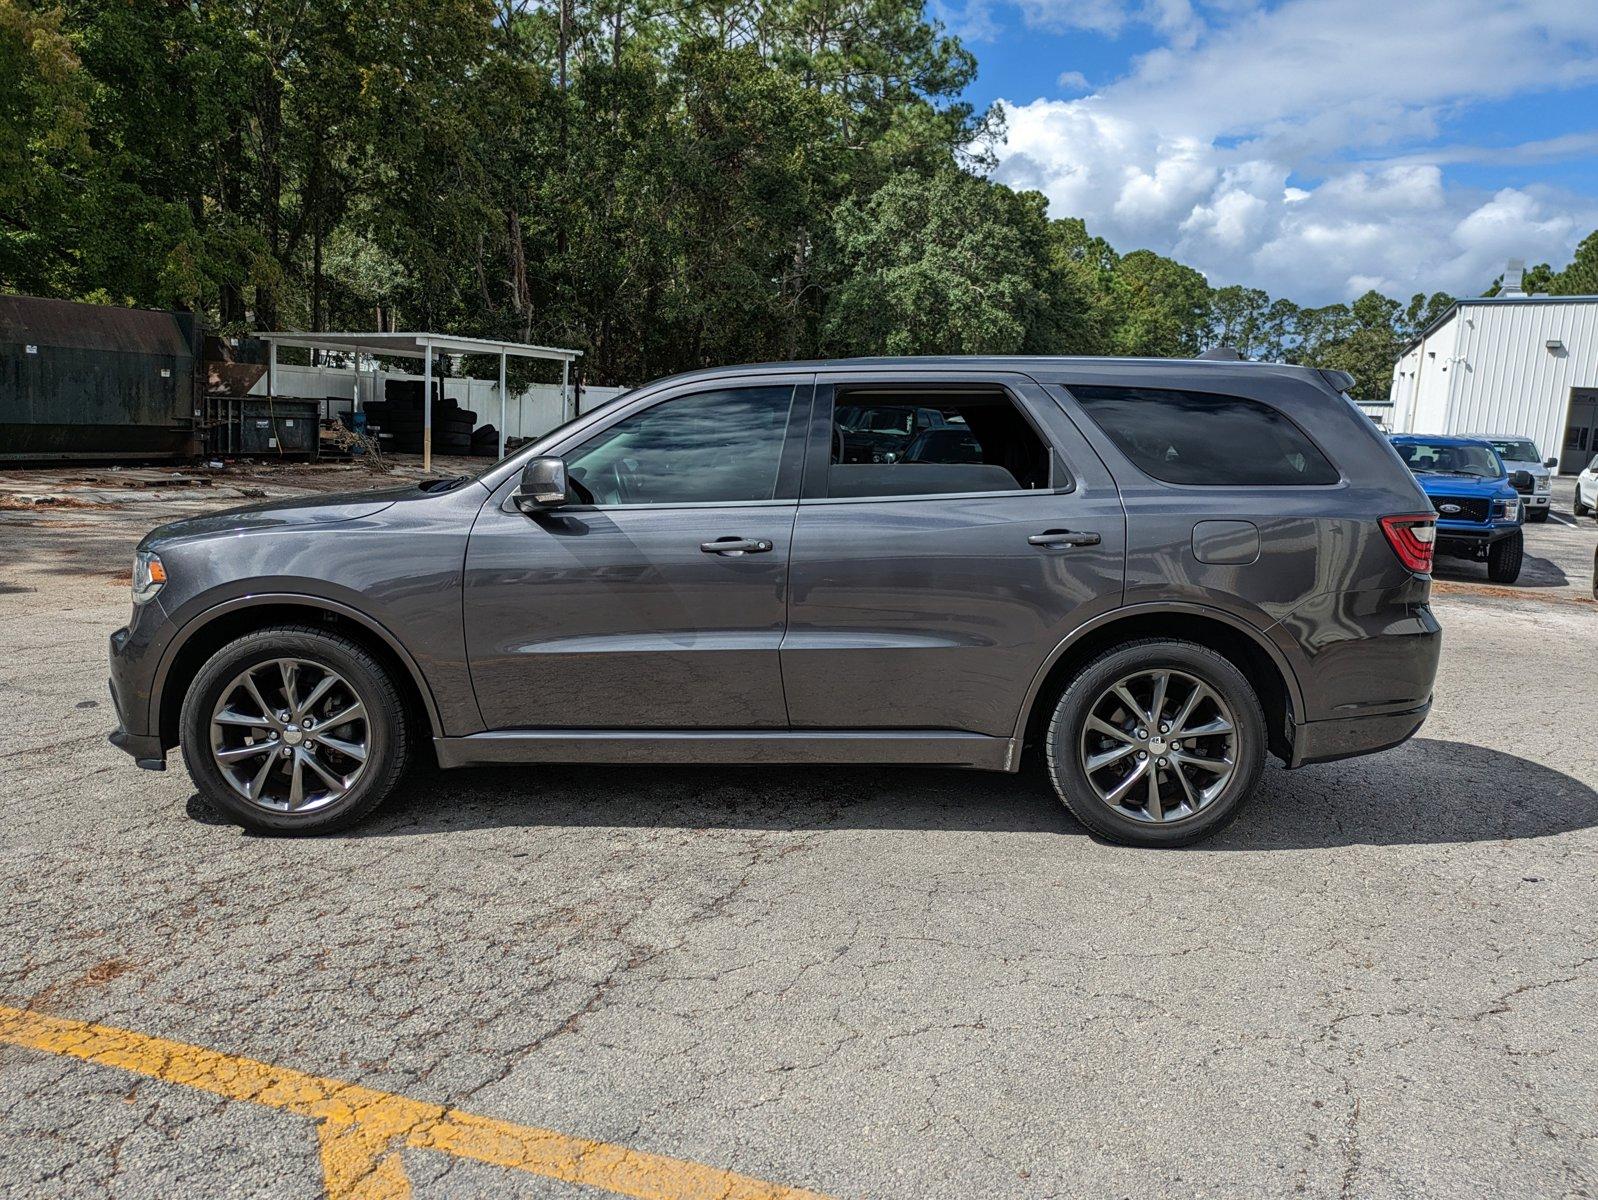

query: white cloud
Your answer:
[1055,70,1091,93]
[986,0,1598,301]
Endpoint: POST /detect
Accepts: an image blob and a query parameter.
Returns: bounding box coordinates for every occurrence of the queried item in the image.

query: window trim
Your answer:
[498,375,815,513]
[801,377,1074,504]
[1055,382,1347,491]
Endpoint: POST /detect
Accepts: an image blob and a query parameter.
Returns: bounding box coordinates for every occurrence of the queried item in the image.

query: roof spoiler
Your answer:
[1318,368,1356,394]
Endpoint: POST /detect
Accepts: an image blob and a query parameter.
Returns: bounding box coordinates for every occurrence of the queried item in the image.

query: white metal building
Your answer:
[1387,286,1598,473]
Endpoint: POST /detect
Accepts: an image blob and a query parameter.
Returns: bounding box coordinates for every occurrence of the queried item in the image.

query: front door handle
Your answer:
[700,537,774,556]
[1028,529,1101,548]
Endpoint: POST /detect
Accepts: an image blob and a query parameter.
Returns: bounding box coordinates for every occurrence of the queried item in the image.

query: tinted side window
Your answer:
[566,386,795,505]
[1069,385,1339,486]
[828,389,1051,498]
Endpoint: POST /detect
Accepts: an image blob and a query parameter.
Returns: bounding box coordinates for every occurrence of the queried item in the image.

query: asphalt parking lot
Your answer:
[1,464,1595,1199]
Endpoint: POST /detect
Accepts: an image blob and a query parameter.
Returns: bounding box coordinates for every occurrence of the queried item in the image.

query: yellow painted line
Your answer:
[0,1004,831,1200]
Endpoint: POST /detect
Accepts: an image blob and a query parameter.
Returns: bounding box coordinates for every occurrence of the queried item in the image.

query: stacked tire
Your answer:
[363,381,477,457]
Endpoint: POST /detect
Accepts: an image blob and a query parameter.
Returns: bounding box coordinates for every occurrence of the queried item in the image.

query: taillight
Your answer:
[1380,513,1436,574]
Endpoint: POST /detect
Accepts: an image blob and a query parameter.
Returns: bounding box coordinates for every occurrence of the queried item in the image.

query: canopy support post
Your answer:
[498,350,507,459]
[422,341,433,473]
[562,358,571,421]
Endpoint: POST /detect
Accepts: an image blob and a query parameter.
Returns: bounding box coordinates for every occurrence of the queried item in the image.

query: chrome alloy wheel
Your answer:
[1077,669,1238,824]
[209,658,370,813]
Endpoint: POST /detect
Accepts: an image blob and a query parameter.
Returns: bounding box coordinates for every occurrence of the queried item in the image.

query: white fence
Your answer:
[253,363,626,442]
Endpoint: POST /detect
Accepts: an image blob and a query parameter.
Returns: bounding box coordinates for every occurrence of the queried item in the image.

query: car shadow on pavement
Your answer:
[185,736,1596,849]
[1432,551,1568,590]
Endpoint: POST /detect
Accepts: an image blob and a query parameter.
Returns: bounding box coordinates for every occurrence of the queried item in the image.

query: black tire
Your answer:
[179,625,411,834]
[1486,530,1524,584]
[1043,639,1267,848]
[1527,507,1549,523]
[1576,490,1591,517]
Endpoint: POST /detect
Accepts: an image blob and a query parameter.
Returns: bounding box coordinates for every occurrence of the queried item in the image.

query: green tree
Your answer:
[1551,230,1598,295]
[821,168,1056,356]
[1108,249,1211,357]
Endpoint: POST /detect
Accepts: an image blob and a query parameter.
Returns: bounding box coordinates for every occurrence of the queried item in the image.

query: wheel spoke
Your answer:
[1169,683,1210,736]
[1171,761,1200,810]
[1144,767,1164,821]
[1112,684,1150,726]
[1103,758,1149,805]
[297,672,339,718]
[300,750,346,793]
[241,674,280,729]
[279,660,300,717]
[215,741,274,763]
[321,701,364,729]
[1172,750,1230,775]
[1178,716,1233,739]
[246,752,275,800]
[1147,671,1170,728]
[1086,742,1138,772]
[287,754,305,809]
[316,733,367,763]
[1086,716,1135,744]
[214,708,269,729]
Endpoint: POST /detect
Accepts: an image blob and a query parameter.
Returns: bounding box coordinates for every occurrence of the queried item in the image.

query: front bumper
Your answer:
[108,618,170,770]
[1434,519,1520,549]
[1289,699,1432,768]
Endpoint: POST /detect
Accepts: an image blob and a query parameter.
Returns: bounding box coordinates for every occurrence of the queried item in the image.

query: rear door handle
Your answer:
[1028,529,1101,548]
[700,537,774,556]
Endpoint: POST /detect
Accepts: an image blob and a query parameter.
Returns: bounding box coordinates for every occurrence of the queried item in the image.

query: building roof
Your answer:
[1397,292,1598,357]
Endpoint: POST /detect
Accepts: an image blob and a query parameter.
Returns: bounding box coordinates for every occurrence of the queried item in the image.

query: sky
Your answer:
[938,0,1598,305]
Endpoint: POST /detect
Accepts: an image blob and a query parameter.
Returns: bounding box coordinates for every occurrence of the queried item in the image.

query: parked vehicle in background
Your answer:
[1390,435,1525,583]
[109,356,1443,848]
[1471,435,1555,522]
[1575,453,1598,517]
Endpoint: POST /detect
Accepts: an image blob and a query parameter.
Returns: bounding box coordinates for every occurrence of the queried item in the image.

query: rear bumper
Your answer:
[1288,699,1431,768]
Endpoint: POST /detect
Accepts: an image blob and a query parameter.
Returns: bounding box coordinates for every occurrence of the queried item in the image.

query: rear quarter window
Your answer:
[1067,385,1340,486]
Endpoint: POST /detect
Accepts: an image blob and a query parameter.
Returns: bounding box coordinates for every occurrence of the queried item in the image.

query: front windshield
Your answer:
[1394,441,1503,478]
[1489,439,1539,463]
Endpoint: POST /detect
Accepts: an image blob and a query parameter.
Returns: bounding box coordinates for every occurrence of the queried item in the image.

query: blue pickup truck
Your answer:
[1390,435,1525,583]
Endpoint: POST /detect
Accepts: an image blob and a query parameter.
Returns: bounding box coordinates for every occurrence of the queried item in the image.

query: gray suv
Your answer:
[109,357,1443,847]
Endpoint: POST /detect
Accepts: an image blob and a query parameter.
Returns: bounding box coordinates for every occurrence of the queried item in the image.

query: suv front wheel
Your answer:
[1044,640,1267,847]
[179,625,411,834]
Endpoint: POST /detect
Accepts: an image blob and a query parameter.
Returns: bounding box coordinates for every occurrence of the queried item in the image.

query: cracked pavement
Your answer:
[1,470,1595,1198]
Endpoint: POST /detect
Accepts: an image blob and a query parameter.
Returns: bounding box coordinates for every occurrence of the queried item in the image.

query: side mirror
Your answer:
[1510,469,1533,490]
[1545,457,1558,468]
[513,456,569,512]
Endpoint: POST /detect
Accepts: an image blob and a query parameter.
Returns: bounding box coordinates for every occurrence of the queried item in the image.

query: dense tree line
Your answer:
[1,0,1592,399]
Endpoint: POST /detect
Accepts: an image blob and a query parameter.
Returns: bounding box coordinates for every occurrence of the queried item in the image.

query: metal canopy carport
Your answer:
[258,331,581,471]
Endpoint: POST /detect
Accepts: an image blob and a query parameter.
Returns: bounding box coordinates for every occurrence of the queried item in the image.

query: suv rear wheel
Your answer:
[1044,640,1267,847]
[179,625,411,834]
[1486,530,1524,584]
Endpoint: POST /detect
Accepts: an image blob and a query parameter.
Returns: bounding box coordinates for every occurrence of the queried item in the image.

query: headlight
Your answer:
[1497,499,1521,522]
[132,550,166,604]
[1535,476,1551,492]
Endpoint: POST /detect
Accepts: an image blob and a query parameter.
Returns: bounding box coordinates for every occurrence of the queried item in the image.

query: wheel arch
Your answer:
[153,595,443,752]
[1014,603,1304,764]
